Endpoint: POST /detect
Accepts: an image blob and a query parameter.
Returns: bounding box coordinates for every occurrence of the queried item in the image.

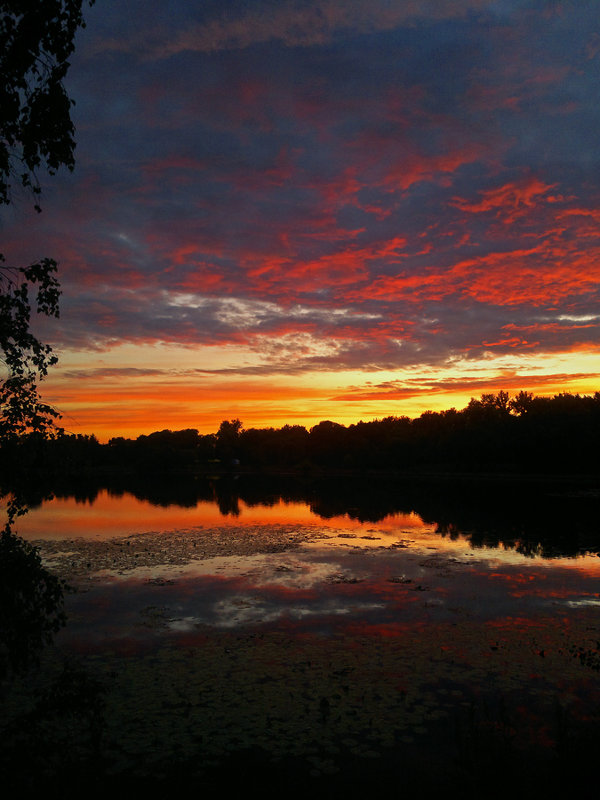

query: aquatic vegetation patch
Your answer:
[32,524,336,583]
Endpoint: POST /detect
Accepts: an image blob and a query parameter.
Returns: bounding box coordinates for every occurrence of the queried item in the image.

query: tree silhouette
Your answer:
[0,1,93,206]
[216,418,243,462]
[1,2,93,462]
[0,1,93,677]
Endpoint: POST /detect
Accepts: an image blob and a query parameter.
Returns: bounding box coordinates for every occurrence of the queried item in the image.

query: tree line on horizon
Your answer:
[4,390,600,477]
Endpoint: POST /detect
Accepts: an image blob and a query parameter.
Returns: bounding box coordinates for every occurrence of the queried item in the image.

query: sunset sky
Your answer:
[4,0,600,440]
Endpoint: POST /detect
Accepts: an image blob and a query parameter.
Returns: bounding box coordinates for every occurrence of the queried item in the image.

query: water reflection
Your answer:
[58,544,600,648]
[4,473,600,794]
[15,473,600,560]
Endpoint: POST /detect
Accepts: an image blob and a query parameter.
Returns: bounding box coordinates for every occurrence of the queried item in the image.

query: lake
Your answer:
[4,475,600,795]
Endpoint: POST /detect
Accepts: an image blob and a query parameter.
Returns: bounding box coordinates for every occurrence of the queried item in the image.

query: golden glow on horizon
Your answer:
[41,341,600,441]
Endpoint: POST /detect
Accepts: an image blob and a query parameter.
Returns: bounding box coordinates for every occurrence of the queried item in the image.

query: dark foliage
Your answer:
[0,526,65,679]
[1,657,106,790]
[0,254,62,449]
[0,1,93,207]
[1,1,93,453]
[4,390,600,482]
[0,1,93,677]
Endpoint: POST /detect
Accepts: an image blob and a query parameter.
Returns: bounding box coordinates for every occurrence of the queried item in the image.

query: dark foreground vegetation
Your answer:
[3,390,600,479]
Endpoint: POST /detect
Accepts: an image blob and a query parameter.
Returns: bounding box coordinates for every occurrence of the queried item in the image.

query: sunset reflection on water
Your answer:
[17,488,600,577]
[18,488,431,539]
[6,480,600,794]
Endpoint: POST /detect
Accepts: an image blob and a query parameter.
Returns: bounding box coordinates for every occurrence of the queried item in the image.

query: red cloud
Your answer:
[306,167,362,207]
[481,336,538,348]
[502,322,598,334]
[381,146,485,193]
[246,235,407,296]
[348,231,600,307]
[451,177,556,222]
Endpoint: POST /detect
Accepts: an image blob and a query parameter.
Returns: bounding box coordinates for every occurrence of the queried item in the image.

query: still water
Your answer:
[17,476,600,633]
[6,476,600,793]
[19,486,432,539]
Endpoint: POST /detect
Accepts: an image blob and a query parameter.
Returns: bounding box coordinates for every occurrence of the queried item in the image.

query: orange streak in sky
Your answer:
[45,365,600,441]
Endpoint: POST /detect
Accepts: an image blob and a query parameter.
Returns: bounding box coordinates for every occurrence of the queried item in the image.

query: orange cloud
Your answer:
[332,371,600,403]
